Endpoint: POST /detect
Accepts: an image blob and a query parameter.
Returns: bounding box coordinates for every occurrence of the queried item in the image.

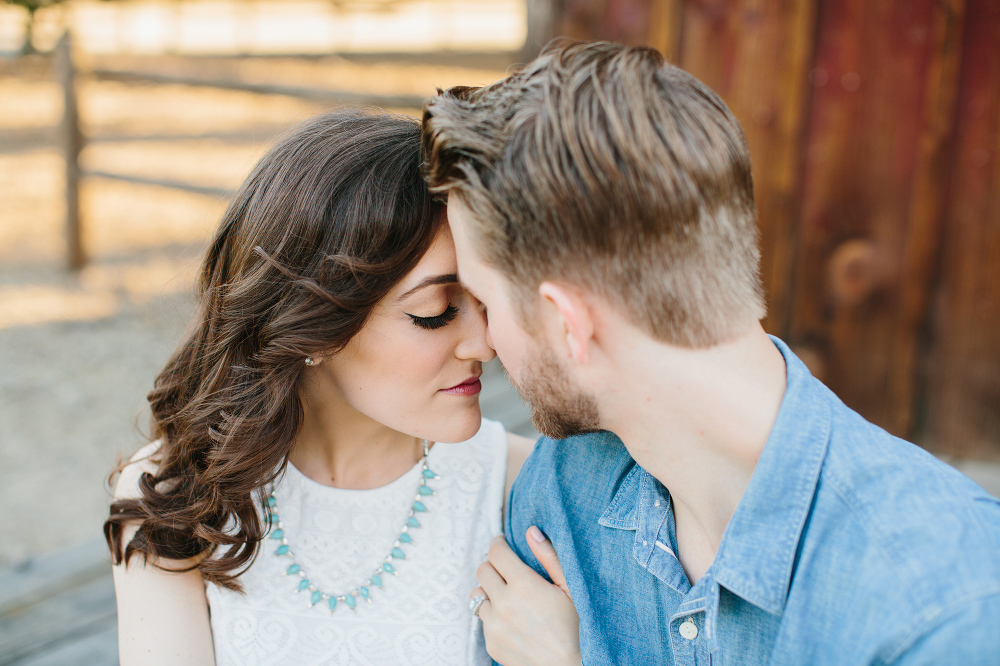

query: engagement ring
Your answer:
[469,594,488,617]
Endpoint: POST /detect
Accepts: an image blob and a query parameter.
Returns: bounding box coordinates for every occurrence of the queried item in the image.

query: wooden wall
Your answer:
[546,0,1000,459]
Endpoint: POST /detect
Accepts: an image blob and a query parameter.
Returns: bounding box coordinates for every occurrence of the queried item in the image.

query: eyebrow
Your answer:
[396,273,458,301]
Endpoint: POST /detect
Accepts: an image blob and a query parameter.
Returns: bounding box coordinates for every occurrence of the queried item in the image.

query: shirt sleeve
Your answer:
[887,594,1000,666]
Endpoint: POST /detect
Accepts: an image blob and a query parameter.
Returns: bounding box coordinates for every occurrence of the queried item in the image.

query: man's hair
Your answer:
[423,40,765,347]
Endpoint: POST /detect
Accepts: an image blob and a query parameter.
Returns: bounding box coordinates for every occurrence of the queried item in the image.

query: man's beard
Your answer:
[514,345,601,440]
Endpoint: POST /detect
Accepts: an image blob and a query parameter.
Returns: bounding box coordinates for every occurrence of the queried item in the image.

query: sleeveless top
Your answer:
[206,419,508,665]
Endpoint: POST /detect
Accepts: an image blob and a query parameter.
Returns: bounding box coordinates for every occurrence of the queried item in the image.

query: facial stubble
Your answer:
[515,346,602,440]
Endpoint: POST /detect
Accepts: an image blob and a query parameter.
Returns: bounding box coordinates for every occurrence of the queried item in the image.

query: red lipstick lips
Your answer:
[440,375,482,397]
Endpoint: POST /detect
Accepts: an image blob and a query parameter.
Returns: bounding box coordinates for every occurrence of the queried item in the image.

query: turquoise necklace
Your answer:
[266,440,438,614]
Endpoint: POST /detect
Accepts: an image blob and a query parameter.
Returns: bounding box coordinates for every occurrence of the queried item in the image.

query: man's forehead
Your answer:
[444,198,476,264]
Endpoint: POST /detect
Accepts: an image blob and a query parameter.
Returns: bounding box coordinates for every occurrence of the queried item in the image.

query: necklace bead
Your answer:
[268,442,437,613]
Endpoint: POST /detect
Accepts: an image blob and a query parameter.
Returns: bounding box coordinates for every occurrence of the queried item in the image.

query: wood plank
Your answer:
[88,69,427,110]
[555,0,656,45]
[56,32,85,272]
[0,537,110,618]
[673,0,817,337]
[647,0,684,63]
[83,169,233,199]
[925,0,1000,459]
[889,0,966,438]
[788,0,959,437]
[790,0,890,396]
[12,622,117,666]
[0,574,116,665]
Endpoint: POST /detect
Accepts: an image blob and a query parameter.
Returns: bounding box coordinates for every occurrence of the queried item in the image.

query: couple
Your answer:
[105,41,1000,665]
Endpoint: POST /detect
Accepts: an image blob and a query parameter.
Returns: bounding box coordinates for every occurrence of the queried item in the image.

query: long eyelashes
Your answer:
[407,305,459,330]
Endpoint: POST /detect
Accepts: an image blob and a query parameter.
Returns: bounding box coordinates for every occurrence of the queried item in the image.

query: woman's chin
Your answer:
[423,404,484,444]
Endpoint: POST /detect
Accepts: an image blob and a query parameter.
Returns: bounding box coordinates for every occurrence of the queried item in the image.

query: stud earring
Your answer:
[304,357,315,366]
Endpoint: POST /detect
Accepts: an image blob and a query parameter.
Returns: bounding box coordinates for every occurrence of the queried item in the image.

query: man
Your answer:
[422,41,1000,665]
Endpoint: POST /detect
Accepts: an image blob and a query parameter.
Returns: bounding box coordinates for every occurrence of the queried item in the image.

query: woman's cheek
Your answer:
[407,334,451,382]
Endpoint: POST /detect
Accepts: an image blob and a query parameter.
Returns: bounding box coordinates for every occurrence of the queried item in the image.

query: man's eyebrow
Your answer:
[396,274,458,301]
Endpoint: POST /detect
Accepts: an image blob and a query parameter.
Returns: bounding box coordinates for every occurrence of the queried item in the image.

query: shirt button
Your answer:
[679,619,699,640]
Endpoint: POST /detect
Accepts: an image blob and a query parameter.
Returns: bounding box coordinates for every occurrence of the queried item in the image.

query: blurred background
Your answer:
[1,0,998,663]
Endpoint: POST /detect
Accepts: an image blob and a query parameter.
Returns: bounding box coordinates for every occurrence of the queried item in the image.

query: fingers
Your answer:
[469,585,487,601]
[486,535,539,585]
[473,536,583,666]
[476,597,493,623]
[475,558,507,598]
[526,526,571,597]
[469,585,492,622]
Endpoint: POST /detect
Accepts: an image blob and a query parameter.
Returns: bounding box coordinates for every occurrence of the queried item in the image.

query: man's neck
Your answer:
[599,324,787,583]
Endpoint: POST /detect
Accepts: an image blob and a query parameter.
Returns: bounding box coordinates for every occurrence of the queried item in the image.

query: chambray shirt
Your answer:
[505,337,1000,665]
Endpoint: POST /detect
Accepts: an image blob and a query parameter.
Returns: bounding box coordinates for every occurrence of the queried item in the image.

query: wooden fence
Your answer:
[53,32,430,272]
[548,0,1000,459]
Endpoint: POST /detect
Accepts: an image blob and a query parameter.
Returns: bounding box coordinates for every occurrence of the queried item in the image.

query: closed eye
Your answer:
[407,305,459,330]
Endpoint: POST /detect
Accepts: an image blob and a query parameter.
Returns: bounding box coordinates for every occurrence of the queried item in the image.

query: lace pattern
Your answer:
[207,419,508,665]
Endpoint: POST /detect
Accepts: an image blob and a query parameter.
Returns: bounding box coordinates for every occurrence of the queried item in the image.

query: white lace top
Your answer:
[206,419,508,666]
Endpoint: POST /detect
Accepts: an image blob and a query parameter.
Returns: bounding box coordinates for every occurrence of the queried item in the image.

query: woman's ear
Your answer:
[538,282,594,365]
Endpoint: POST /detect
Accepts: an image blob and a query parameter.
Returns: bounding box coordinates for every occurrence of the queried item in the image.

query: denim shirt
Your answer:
[505,337,1000,665]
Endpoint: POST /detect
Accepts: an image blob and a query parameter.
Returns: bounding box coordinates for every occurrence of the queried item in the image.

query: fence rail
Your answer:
[54,32,442,271]
[83,169,234,199]
[89,68,428,109]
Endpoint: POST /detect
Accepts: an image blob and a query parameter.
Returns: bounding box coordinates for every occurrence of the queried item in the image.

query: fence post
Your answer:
[55,32,85,271]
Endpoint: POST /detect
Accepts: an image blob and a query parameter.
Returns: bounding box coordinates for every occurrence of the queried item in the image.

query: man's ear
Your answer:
[538,282,594,364]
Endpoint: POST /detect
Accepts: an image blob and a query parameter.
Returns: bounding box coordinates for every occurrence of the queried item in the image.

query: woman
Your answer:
[104,110,535,665]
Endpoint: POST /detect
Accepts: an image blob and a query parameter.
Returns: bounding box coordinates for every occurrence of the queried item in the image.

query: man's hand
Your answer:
[470,528,582,666]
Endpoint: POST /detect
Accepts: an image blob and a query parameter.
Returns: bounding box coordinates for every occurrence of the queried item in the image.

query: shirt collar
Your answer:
[598,464,643,529]
[710,336,832,615]
[597,336,832,615]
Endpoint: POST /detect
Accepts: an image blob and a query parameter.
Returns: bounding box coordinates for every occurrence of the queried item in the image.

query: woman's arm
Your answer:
[112,444,215,666]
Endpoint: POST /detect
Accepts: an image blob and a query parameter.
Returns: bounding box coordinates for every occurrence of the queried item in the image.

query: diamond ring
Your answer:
[469,594,488,617]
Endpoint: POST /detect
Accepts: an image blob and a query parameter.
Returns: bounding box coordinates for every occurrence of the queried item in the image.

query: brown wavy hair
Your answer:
[104,110,442,590]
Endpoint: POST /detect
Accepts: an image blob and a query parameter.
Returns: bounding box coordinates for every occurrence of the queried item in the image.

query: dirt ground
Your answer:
[0,51,512,570]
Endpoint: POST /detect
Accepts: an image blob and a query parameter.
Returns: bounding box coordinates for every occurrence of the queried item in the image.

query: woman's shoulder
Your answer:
[504,431,536,506]
[505,432,535,479]
[113,440,163,501]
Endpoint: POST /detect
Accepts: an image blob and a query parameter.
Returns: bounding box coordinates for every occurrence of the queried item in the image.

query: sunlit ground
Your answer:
[0,0,521,567]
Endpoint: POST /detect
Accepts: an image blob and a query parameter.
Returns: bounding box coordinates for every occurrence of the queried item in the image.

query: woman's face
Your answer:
[311,226,495,443]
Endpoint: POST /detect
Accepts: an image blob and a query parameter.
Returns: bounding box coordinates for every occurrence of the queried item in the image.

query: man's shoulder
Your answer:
[768,391,1000,662]
[821,402,1000,530]
[516,430,633,494]
[811,402,1000,608]
[509,430,636,527]
[505,430,642,602]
